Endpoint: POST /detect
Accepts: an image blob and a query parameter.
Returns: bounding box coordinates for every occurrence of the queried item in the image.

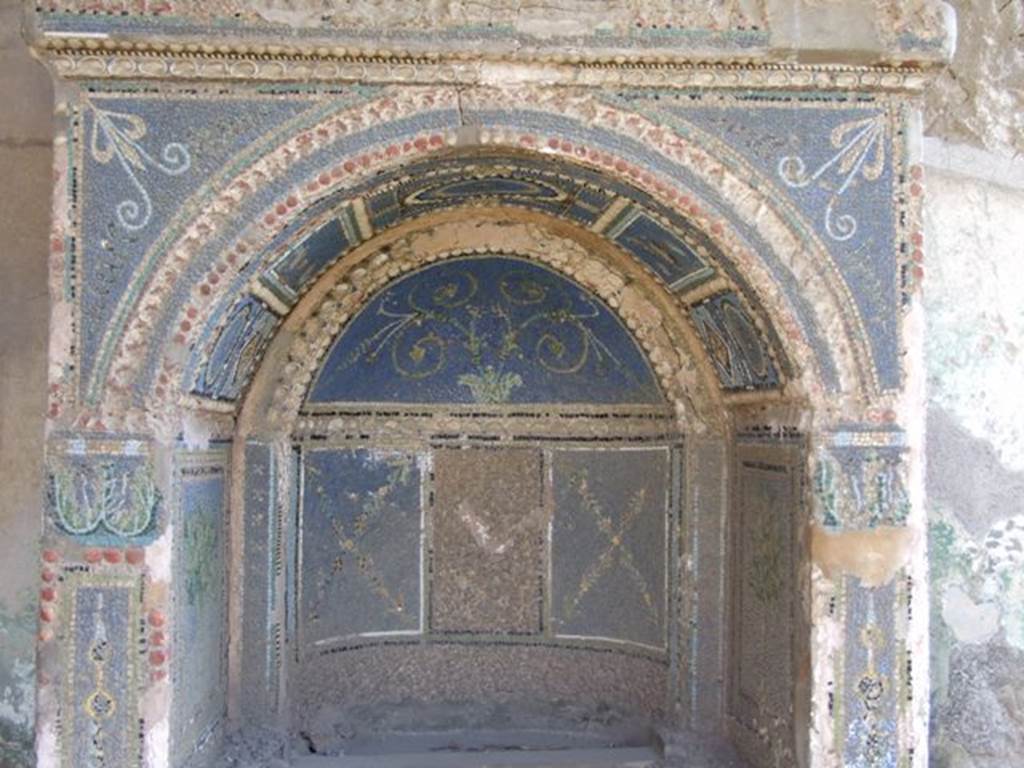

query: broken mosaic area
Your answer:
[0,592,36,768]
[431,448,545,634]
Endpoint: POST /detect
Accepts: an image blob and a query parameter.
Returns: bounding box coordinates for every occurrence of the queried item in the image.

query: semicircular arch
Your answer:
[239,207,728,438]
[94,88,875,429]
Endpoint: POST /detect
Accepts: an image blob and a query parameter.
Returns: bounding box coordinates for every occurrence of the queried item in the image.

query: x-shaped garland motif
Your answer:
[308,465,415,627]
[562,470,659,628]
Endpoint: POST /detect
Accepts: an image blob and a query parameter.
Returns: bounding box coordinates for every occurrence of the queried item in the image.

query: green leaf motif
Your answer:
[457,366,523,404]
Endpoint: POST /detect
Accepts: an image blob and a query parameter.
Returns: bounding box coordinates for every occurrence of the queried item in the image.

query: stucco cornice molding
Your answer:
[33,35,942,92]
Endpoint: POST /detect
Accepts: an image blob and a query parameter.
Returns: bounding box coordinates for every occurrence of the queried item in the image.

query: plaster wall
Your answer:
[0,1,52,764]
[923,160,1024,767]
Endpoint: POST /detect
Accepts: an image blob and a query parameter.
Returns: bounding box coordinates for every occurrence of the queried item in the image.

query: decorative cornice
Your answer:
[34,36,941,91]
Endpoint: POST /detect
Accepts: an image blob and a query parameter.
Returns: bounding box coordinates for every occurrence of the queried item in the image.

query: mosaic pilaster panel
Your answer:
[171,451,229,767]
[431,448,545,634]
[298,448,422,647]
[60,572,142,768]
[728,442,802,767]
[46,437,161,545]
[686,437,726,731]
[240,441,280,723]
[817,429,915,768]
[839,578,906,768]
[551,448,670,650]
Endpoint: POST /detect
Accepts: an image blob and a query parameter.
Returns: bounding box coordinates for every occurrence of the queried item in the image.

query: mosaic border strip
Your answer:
[35,37,941,92]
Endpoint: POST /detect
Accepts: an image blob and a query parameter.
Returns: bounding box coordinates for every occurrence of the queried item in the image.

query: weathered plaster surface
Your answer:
[31,0,953,59]
[0,0,52,763]
[924,0,1024,159]
[925,168,1024,766]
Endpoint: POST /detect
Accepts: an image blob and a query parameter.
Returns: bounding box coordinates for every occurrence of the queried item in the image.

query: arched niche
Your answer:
[291,254,679,749]
[227,209,811,767]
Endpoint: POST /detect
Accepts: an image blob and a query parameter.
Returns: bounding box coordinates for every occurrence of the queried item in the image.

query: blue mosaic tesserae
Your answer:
[307,255,665,405]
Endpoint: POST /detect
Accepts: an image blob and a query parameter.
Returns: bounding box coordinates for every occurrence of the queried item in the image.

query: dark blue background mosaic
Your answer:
[78,96,322,399]
[194,295,278,401]
[605,95,902,390]
[307,256,665,405]
[251,150,723,309]
[690,291,780,391]
[300,449,422,644]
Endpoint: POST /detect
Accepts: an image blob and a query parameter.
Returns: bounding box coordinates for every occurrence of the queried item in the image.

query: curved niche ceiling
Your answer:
[189,150,785,403]
[306,255,665,405]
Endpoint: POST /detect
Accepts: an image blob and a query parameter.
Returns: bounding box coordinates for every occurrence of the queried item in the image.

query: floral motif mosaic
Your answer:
[551,448,671,649]
[306,256,664,405]
[815,433,910,528]
[46,439,161,544]
[604,94,909,392]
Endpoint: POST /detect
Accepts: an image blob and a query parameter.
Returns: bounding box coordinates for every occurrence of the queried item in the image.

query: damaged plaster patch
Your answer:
[924,0,1024,157]
[924,172,1024,474]
[0,593,36,768]
[810,524,917,587]
[941,584,999,644]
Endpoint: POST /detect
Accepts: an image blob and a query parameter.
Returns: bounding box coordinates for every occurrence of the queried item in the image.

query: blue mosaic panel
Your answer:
[604,207,711,288]
[172,465,227,765]
[300,449,421,645]
[359,151,718,292]
[77,96,317,398]
[365,158,614,231]
[551,448,669,649]
[690,292,780,391]
[308,256,663,405]
[262,204,365,305]
[607,96,901,390]
[192,295,278,401]
[47,453,161,545]
[240,442,279,722]
[62,579,140,768]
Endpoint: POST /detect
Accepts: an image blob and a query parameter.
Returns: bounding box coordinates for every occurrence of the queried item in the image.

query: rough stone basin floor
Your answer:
[291,746,659,768]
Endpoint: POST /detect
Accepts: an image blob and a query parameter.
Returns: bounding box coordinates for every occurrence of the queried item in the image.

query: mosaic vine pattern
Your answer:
[47,440,161,545]
[551,449,669,649]
[307,256,664,405]
[171,459,228,766]
[300,448,422,645]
